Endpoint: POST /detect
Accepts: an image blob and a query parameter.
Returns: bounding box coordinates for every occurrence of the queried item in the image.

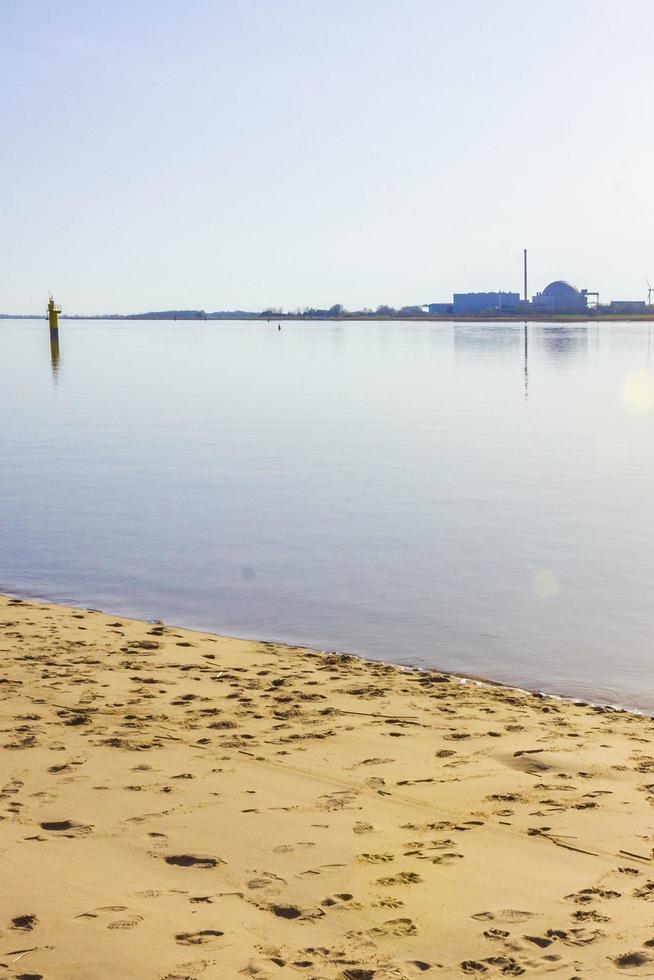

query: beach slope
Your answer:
[1,595,654,977]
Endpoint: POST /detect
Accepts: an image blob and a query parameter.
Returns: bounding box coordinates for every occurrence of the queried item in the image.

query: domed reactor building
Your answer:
[532,280,589,314]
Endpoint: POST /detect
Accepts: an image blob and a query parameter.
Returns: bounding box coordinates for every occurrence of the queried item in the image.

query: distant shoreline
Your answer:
[4,312,654,323]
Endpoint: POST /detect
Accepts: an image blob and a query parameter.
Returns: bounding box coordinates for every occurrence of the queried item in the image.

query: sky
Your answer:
[2,0,654,314]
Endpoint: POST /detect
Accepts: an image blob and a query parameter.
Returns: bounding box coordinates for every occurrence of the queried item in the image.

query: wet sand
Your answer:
[2,595,654,978]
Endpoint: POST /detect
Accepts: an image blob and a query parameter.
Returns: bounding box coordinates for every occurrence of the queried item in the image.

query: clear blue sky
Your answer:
[2,0,653,313]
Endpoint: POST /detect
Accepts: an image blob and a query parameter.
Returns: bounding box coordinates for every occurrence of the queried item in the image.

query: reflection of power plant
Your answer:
[538,324,588,360]
[47,295,61,378]
[453,319,588,402]
[453,324,523,354]
[521,323,588,400]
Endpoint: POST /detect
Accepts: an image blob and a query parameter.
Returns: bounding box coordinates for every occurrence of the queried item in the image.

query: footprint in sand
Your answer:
[247,872,286,891]
[164,854,222,868]
[419,850,464,866]
[357,852,394,864]
[571,909,610,922]
[263,903,324,921]
[558,926,603,946]
[524,926,602,948]
[75,906,143,929]
[127,640,161,651]
[161,956,214,979]
[405,962,433,975]
[39,819,92,837]
[321,893,361,910]
[317,790,358,811]
[372,896,405,908]
[369,917,417,938]
[464,954,533,975]
[240,958,289,978]
[11,913,38,930]
[564,886,620,904]
[472,910,535,923]
[613,951,654,972]
[175,929,224,945]
[0,778,24,801]
[108,914,144,929]
[376,872,422,886]
[273,842,315,854]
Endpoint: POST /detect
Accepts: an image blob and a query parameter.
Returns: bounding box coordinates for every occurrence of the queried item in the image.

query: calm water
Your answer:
[2,318,654,710]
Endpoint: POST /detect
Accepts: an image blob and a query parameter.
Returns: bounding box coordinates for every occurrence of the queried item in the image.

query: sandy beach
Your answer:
[2,596,654,978]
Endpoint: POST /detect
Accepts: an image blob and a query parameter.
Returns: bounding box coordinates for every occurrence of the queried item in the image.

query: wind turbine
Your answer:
[648,280,653,306]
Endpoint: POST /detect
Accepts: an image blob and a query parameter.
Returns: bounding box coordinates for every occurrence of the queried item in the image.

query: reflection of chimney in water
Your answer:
[523,322,528,401]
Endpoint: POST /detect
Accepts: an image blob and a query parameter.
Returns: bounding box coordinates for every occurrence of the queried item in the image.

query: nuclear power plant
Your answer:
[531,280,593,314]
[427,250,648,316]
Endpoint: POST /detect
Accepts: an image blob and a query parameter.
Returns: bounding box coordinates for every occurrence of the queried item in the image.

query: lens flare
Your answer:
[623,369,654,414]
[533,569,559,600]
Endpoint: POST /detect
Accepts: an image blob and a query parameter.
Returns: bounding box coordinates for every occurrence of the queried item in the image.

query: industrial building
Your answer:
[452,291,520,315]
[531,280,589,314]
[426,250,650,317]
[608,300,646,314]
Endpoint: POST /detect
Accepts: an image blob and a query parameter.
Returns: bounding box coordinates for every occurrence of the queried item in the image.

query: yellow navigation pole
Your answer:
[47,294,61,330]
[47,294,61,377]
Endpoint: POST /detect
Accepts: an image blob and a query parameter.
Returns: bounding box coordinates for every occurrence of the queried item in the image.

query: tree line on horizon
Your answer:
[0,303,429,320]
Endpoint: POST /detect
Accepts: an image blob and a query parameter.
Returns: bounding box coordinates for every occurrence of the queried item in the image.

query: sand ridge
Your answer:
[2,596,654,977]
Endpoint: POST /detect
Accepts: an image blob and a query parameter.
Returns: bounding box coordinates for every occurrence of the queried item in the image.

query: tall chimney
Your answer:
[523,249,528,302]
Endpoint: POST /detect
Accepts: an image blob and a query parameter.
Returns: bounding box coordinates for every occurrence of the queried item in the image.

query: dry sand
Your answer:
[2,596,654,978]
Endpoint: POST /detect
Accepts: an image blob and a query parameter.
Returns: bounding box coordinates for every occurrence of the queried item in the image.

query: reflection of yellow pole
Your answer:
[47,294,61,330]
[49,328,60,375]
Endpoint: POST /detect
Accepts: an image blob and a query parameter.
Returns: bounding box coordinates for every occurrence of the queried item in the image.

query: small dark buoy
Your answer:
[278,323,281,331]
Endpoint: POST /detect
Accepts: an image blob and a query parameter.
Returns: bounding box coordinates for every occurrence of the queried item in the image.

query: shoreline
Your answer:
[3,594,654,977]
[1,586,647,722]
[5,313,654,323]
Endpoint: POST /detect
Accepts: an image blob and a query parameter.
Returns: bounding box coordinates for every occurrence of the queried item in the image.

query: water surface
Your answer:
[2,318,654,710]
